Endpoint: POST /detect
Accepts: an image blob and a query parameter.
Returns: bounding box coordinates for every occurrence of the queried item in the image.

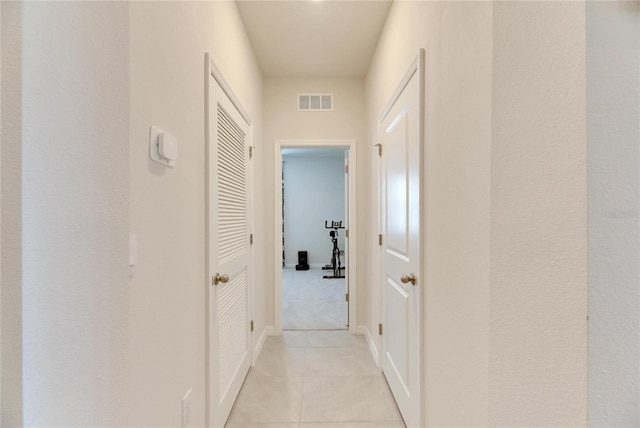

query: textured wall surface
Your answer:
[422,5,493,425]
[490,2,588,426]
[129,2,263,426]
[1,1,23,423]
[587,2,640,426]
[20,2,129,425]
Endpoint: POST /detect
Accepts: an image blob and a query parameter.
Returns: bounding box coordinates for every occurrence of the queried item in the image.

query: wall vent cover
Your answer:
[298,93,333,111]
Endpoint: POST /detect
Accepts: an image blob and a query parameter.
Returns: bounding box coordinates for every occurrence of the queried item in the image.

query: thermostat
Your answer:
[149,125,178,168]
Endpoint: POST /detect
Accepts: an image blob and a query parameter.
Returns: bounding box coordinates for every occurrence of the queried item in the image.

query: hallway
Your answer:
[4,1,638,426]
[225,331,405,427]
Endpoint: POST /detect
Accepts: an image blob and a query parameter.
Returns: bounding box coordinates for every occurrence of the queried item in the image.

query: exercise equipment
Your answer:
[322,220,345,279]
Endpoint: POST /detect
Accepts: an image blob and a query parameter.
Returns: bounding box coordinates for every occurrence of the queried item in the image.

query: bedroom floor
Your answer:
[282,267,347,330]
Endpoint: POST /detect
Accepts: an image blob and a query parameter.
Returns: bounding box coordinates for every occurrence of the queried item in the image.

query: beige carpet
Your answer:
[282,267,348,330]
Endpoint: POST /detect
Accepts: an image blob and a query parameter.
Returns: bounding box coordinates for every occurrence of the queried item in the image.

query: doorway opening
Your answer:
[282,147,347,330]
[274,140,357,335]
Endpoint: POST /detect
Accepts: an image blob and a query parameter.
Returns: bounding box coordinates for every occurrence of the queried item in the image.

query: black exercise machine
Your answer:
[322,220,345,279]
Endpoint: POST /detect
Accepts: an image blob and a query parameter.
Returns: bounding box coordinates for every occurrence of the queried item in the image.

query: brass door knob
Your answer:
[400,273,417,286]
[212,273,229,286]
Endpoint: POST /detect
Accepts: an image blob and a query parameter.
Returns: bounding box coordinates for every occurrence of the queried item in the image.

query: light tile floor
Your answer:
[226,331,406,428]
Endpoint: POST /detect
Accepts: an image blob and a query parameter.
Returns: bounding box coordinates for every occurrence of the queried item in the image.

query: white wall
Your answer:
[263,78,366,327]
[490,3,587,425]
[0,0,3,416]
[587,2,640,426]
[1,2,23,423]
[128,2,263,426]
[1,2,264,426]
[19,2,130,425]
[283,154,345,267]
[366,1,588,426]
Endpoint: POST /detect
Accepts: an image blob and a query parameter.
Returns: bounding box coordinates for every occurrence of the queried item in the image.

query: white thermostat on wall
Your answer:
[149,125,178,168]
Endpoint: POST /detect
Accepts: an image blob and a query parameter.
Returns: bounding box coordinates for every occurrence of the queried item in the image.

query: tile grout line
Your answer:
[298,331,308,428]
[231,331,404,427]
[298,344,307,424]
[358,374,375,423]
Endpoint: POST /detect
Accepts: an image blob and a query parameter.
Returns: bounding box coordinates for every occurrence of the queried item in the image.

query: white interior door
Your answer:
[206,55,252,428]
[379,50,424,428]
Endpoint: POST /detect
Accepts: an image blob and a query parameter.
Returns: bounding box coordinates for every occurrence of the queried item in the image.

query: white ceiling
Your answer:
[236,0,393,78]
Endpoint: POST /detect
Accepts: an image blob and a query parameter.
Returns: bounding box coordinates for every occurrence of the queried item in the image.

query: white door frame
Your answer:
[274,139,357,334]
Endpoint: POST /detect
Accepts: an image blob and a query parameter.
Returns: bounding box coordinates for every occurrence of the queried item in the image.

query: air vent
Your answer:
[298,93,333,111]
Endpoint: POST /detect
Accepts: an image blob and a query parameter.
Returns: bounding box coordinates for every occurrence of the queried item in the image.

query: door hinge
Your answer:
[249,145,255,159]
[374,143,382,157]
[250,233,254,245]
[379,323,383,335]
[250,320,254,332]
[345,293,349,302]
[345,164,349,174]
[378,234,383,246]
[345,229,349,238]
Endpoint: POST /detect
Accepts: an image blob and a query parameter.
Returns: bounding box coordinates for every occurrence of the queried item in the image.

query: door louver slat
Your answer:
[217,104,247,265]
[218,269,248,399]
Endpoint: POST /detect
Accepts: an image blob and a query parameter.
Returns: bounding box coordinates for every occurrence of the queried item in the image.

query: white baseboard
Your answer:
[253,327,269,365]
[357,324,379,366]
[265,326,277,336]
[253,326,278,366]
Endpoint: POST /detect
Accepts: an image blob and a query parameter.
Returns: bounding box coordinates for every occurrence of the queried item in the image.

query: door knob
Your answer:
[400,273,417,286]
[212,273,229,286]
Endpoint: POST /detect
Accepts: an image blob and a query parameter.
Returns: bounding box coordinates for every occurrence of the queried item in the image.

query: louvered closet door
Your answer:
[207,67,252,428]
